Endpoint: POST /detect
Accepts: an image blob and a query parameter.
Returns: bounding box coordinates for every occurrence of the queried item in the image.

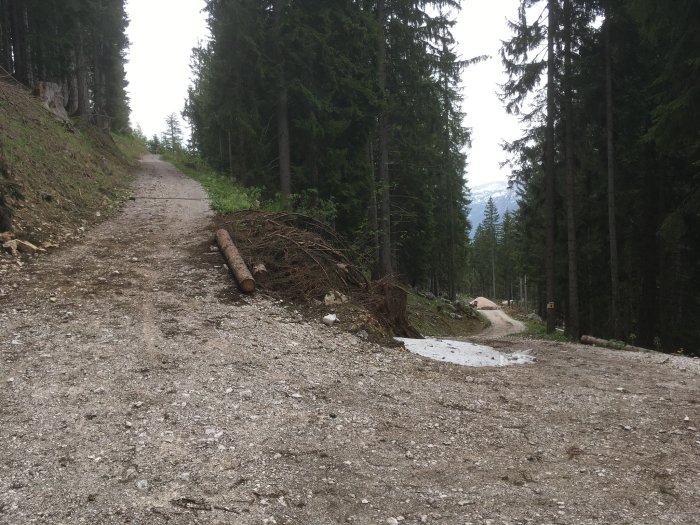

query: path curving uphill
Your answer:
[478,308,526,338]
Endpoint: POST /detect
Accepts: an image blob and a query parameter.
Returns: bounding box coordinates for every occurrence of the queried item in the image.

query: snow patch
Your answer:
[397,337,536,367]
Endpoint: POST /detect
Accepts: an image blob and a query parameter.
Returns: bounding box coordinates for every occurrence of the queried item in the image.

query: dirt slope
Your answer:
[1,157,699,524]
[478,309,526,338]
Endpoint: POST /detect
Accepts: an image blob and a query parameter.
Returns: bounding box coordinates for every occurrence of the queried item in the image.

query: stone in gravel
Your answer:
[240,389,253,400]
[387,518,399,525]
[323,313,338,326]
[136,479,148,490]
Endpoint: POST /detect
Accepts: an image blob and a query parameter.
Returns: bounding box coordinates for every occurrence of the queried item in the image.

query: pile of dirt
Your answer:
[472,296,499,310]
[216,211,420,339]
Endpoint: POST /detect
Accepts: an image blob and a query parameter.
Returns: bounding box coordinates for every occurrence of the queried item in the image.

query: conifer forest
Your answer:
[0,0,130,130]
[1,0,699,354]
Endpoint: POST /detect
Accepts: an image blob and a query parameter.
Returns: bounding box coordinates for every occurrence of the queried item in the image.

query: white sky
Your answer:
[125,0,208,140]
[454,0,523,186]
[125,0,523,186]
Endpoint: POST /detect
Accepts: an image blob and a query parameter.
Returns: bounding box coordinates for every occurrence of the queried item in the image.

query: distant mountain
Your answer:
[468,180,518,235]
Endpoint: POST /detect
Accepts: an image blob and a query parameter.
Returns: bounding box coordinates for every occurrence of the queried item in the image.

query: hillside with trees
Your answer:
[184,0,474,299]
[0,0,130,130]
[496,0,700,352]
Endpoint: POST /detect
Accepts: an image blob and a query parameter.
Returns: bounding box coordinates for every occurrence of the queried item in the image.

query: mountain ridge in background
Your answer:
[468,180,518,234]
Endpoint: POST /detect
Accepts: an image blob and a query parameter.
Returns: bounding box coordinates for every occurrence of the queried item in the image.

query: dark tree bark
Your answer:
[10,0,32,86]
[545,0,557,333]
[605,16,621,339]
[74,29,90,119]
[274,0,291,199]
[564,0,579,339]
[367,141,380,280]
[0,0,13,73]
[377,0,392,277]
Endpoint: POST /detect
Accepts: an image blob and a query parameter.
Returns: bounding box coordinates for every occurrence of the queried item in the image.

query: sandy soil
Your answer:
[1,156,700,525]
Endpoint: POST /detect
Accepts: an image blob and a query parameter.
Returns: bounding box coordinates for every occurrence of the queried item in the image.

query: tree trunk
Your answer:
[10,0,31,85]
[277,85,291,197]
[228,129,234,180]
[274,0,291,199]
[544,0,557,333]
[605,16,621,340]
[75,30,90,119]
[377,0,392,277]
[367,141,380,280]
[216,229,255,293]
[564,0,579,339]
[0,0,13,73]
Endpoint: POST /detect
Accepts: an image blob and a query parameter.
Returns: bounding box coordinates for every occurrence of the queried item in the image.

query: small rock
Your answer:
[131,257,138,262]
[324,290,349,306]
[322,313,338,326]
[49,296,57,303]
[526,312,543,322]
[361,499,369,504]
[387,518,399,525]
[136,479,148,490]
[125,421,133,428]
[356,330,369,340]
[240,389,253,400]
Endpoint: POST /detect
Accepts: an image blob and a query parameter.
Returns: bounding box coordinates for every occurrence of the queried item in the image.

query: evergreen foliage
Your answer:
[500,0,700,353]
[185,0,474,295]
[0,0,130,131]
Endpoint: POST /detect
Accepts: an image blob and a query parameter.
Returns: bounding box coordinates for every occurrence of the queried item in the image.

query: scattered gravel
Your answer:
[1,156,699,524]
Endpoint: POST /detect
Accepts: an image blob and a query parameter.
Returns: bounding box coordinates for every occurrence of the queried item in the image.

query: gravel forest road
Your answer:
[1,156,700,525]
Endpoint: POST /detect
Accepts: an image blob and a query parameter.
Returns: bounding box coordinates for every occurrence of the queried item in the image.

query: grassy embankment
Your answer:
[0,81,146,243]
[160,151,258,213]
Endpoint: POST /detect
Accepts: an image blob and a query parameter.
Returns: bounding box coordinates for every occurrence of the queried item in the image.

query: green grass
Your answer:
[112,132,148,162]
[0,85,139,241]
[406,292,487,338]
[162,151,259,213]
[521,319,571,342]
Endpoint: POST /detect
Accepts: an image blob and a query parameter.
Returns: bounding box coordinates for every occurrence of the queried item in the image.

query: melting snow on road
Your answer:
[396,337,536,367]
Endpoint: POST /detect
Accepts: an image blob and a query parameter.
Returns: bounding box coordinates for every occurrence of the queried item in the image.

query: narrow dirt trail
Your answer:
[478,309,525,338]
[1,157,700,524]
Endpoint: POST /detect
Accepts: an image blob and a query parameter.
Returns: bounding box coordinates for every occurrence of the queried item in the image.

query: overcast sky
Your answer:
[125,0,523,187]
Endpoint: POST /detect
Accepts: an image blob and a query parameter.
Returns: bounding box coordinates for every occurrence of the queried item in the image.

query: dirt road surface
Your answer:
[478,310,525,338]
[2,156,700,524]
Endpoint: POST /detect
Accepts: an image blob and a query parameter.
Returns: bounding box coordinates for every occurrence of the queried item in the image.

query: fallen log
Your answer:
[580,334,654,353]
[216,229,255,293]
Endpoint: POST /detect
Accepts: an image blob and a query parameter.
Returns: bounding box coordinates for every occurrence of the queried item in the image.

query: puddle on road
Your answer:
[396,337,535,367]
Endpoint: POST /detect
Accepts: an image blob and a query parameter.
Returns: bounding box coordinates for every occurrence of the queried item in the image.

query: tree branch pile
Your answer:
[218,211,420,338]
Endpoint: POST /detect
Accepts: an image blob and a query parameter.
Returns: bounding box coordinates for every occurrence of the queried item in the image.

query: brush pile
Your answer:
[218,211,420,338]
[221,210,367,299]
